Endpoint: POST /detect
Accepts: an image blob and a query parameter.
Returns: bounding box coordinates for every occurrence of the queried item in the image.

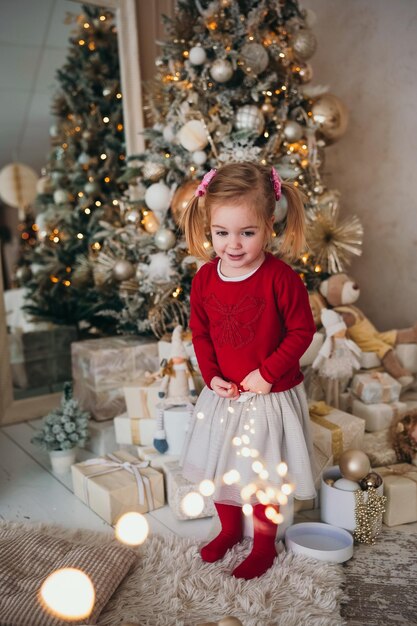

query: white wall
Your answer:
[305,0,417,329]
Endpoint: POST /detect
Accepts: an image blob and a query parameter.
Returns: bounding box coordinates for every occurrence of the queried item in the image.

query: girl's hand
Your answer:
[240,369,272,395]
[211,376,239,399]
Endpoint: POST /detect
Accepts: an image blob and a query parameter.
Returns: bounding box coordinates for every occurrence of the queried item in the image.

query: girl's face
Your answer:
[210,202,270,277]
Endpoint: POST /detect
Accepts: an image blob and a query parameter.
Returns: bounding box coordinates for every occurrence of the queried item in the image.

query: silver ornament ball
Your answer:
[154,228,176,251]
[189,46,207,65]
[210,59,233,83]
[84,181,100,195]
[234,105,265,135]
[53,189,70,205]
[112,260,135,282]
[240,42,269,75]
[124,208,141,225]
[142,161,165,182]
[192,150,208,165]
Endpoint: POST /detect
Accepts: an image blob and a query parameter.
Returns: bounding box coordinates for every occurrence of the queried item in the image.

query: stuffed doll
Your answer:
[153,325,198,453]
[390,409,417,466]
[319,273,417,386]
[312,308,361,408]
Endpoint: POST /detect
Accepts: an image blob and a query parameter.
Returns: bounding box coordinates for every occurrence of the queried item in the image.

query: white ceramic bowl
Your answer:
[285,522,353,563]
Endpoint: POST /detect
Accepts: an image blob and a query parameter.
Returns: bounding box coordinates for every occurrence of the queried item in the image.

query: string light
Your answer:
[95,201,102,207]
[84,207,91,214]
[100,153,107,160]
[103,116,109,123]
[78,39,85,46]
[77,233,84,239]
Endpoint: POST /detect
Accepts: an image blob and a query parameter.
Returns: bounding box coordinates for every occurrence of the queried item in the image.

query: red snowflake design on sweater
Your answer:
[203,294,265,348]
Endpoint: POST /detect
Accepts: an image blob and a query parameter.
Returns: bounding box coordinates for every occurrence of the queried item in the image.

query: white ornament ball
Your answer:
[210,59,233,83]
[53,189,70,205]
[84,181,100,195]
[145,182,171,213]
[189,46,207,65]
[163,125,176,143]
[192,150,208,165]
[240,42,269,75]
[154,228,176,251]
[333,478,360,492]
[283,120,303,142]
[178,120,209,152]
[36,175,53,195]
[112,259,135,282]
[78,152,91,165]
[234,105,265,135]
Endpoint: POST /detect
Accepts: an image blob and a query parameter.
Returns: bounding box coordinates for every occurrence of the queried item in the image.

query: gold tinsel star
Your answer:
[306,202,363,274]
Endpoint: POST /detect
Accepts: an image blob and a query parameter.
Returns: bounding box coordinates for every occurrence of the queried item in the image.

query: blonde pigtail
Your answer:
[279,181,307,260]
[179,195,211,261]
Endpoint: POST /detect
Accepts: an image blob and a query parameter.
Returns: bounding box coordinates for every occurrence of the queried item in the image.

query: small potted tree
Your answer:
[31,382,90,473]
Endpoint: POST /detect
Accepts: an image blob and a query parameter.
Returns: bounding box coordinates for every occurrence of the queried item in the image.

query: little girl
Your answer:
[180,162,316,580]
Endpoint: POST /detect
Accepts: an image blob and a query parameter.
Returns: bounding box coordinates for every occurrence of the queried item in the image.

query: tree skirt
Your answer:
[1,522,346,626]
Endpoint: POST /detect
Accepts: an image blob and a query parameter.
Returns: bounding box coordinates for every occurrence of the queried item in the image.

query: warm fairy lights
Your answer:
[242,503,253,516]
[199,479,215,497]
[181,492,204,517]
[276,462,288,477]
[40,568,95,620]
[223,470,240,485]
[115,512,149,545]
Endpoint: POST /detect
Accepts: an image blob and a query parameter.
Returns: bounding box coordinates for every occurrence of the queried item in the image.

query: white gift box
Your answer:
[351,372,401,405]
[86,420,117,456]
[123,379,161,419]
[161,406,193,456]
[114,413,156,446]
[360,352,381,370]
[137,445,180,469]
[352,398,407,432]
[320,466,383,532]
[396,344,417,374]
[300,332,324,367]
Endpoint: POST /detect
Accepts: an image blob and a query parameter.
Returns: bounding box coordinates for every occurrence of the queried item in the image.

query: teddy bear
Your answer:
[318,273,417,386]
[390,409,417,466]
[153,325,198,453]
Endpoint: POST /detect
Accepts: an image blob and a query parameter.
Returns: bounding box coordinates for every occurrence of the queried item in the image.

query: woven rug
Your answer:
[342,526,417,625]
[2,523,345,626]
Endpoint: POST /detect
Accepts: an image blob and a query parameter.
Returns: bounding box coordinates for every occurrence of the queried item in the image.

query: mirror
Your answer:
[0,0,173,423]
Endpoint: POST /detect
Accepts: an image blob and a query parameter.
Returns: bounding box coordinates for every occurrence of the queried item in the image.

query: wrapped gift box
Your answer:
[360,352,381,370]
[136,446,179,470]
[396,344,417,374]
[374,464,417,526]
[10,325,77,389]
[163,460,215,520]
[309,402,365,464]
[123,378,161,419]
[352,398,407,432]
[160,406,192,455]
[321,466,383,532]
[71,449,164,524]
[114,413,156,446]
[360,429,397,467]
[72,336,159,421]
[86,419,117,456]
[351,372,401,405]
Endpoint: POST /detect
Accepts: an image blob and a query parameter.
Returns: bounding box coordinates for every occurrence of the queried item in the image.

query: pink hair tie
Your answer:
[195,168,217,197]
[271,167,282,201]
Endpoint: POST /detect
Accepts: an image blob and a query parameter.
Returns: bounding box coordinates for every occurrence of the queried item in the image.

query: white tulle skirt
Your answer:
[180,383,317,505]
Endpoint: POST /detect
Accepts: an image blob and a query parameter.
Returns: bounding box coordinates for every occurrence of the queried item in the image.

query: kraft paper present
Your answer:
[374,463,417,526]
[123,379,161,419]
[163,460,215,521]
[351,371,401,405]
[71,449,164,524]
[136,446,179,470]
[114,412,156,446]
[309,402,365,463]
[72,336,159,421]
[352,398,407,432]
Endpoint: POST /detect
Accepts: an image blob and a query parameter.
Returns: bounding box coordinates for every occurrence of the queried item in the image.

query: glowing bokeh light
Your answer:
[242,503,253,516]
[199,479,215,496]
[181,492,204,516]
[115,512,149,545]
[276,462,288,477]
[40,568,95,619]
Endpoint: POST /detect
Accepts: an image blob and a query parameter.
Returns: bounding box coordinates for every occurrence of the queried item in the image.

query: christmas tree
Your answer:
[91,0,363,337]
[23,5,127,333]
[26,0,363,338]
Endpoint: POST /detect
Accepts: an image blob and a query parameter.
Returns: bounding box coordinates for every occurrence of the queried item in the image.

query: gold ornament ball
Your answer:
[297,61,313,83]
[339,449,371,481]
[171,180,199,224]
[311,94,349,143]
[283,120,303,142]
[154,228,176,251]
[112,259,135,282]
[142,161,165,182]
[240,42,269,75]
[292,29,317,60]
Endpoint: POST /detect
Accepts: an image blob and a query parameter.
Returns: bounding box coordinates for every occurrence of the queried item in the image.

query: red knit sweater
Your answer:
[190,253,316,393]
